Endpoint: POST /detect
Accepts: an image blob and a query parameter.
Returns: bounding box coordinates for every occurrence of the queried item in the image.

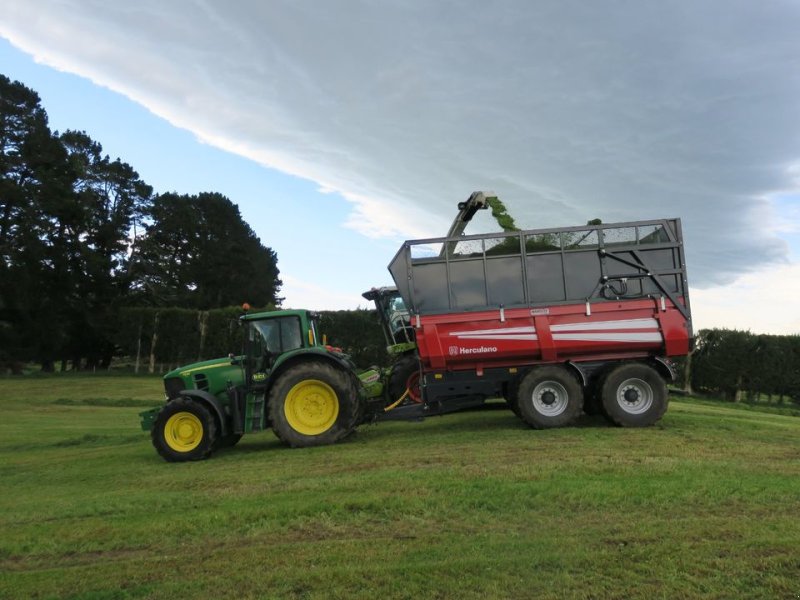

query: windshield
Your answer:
[386,294,409,334]
[249,316,303,358]
[375,291,412,344]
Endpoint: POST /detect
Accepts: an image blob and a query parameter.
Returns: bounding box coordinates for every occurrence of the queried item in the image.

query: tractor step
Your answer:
[248,395,266,432]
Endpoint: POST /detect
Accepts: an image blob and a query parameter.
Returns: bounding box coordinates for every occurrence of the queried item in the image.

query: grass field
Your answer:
[1,375,799,599]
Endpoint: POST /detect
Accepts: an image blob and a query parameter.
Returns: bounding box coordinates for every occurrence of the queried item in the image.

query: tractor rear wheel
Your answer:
[514,366,583,429]
[601,363,668,427]
[151,397,217,462]
[269,361,360,448]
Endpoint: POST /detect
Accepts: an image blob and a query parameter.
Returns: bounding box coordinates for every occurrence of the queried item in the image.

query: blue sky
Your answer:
[1,1,799,333]
[0,37,401,309]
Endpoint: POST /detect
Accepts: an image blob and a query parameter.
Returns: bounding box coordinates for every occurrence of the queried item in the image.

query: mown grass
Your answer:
[1,375,799,599]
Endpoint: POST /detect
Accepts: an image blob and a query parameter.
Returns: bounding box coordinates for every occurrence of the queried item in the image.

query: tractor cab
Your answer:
[362,287,415,355]
[241,309,319,387]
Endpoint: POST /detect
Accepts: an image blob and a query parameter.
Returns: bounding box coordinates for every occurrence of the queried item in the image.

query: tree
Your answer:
[1,75,282,370]
[690,329,757,401]
[132,192,281,309]
[58,130,152,368]
[0,75,76,369]
[1,75,154,369]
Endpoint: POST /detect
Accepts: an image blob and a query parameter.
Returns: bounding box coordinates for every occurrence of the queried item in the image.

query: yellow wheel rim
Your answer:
[164,411,204,452]
[284,379,339,436]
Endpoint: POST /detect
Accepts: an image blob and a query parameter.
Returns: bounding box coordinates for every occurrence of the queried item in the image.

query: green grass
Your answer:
[1,376,799,599]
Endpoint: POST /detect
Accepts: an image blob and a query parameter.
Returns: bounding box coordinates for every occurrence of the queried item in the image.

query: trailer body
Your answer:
[379,217,691,424]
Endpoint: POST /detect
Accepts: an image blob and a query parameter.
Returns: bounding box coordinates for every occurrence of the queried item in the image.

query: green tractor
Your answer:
[140,307,384,462]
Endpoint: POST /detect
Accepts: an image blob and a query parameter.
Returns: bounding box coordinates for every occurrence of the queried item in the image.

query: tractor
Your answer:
[140,308,383,461]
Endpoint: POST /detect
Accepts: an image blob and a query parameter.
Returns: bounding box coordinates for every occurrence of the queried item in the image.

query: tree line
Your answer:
[0,74,281,371]
[113,307,388,375]
[685,328,800,405]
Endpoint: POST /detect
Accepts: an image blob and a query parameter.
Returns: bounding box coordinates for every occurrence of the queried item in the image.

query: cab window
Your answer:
[250,316,303,356]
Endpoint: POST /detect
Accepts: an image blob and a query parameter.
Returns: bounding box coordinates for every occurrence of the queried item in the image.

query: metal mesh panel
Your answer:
[389,218,688,316]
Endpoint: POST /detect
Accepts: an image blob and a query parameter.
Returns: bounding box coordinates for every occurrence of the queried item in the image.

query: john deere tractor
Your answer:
[140,307,383,461]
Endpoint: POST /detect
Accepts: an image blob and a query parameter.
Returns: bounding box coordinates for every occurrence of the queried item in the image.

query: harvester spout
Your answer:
[444,191,496,239]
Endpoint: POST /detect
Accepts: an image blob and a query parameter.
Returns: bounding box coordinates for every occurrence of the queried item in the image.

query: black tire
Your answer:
[388,354,422,403]
[269,361,360,448]
[515,366,583,429]
[505,379,521,417]
[151,397,217,462]
[214,432,243,449]
[601,363,668,427]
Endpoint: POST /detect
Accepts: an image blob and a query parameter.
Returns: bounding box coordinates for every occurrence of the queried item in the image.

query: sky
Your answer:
[1,1,799,334]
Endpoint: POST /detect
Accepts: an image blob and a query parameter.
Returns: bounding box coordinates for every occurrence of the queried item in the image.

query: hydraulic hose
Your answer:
[384,388,410,412]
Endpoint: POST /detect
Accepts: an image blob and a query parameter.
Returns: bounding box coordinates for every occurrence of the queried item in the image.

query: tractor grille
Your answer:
[193,373,210,392]
[164,377,184,399]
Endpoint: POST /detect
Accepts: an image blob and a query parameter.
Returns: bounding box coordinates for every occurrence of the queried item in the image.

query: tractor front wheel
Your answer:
[151,397,217,462]
[269,361,360,448]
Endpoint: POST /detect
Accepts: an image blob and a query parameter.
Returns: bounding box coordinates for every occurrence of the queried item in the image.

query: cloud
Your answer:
[279,274,370,312]
[2,0,800,297]
[690,261,800,335]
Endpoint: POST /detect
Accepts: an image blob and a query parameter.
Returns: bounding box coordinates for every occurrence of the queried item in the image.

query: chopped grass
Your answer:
[1,375,799,599]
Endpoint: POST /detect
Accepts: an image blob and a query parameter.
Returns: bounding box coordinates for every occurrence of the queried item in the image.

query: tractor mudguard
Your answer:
[166,389,230,436]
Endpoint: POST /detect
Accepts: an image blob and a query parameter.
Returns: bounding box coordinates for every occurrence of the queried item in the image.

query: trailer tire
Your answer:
[269,361,360,448]
[388,355,422,403]
[151,397,217,462]
[601,363,668,427]
[515,366,583,429]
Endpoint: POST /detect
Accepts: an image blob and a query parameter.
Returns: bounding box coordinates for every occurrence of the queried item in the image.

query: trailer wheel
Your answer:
[601,363,668,427]
[388,355,422,403]
[515,366,583,429]
[269,361,360,448]
[151,397,217,462]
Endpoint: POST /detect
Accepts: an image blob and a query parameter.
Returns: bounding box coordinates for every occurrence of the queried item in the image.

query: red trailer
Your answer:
[371,211,691,428]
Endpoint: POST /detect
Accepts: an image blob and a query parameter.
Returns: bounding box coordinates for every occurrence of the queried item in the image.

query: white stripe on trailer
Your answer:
[553,332,663,343]
[449,326,536,337]
[551,318,659,332]
[446,319,660,343]
[455,334,539,341]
